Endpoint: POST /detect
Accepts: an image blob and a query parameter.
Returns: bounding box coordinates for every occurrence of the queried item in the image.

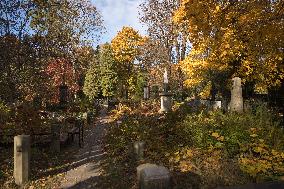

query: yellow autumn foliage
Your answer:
[174,0,284,91]
[111,26,145,64]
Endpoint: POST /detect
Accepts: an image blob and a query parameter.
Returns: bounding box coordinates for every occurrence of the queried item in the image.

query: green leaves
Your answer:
[83,43,118,99]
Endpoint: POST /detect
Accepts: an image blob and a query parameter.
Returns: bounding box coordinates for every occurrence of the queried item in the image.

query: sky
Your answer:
[93,0,147,44]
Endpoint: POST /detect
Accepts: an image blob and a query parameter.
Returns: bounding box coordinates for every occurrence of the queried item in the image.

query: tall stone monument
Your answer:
[14,135,30,186]
[230,77,243,113]
[159,68,172,113]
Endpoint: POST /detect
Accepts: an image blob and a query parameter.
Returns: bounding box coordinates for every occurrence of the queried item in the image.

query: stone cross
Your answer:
[230,77,243,113]
[14,135,30,186]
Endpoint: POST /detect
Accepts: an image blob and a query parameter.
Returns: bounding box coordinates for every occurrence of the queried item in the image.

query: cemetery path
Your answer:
[59,108,109,189]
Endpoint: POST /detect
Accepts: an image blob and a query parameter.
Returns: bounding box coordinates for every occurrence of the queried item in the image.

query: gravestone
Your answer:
[14,135,30,186]
[144,86,150,100]
[159,92,172,113]
[230,77,243,113]
[137,163,171,189]
[212,100,222,110]
[51,121,61,153]
[134,141,145,160]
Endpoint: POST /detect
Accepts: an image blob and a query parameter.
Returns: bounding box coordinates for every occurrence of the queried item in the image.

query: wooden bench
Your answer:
[0,118,85,148]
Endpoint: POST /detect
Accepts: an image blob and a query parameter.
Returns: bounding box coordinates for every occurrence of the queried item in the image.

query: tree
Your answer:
[83,61,100,100]
[174,0,284,99]
[30,0,104,56]
[139,0,189,96]
[139,0,189,63]
[111,26,145,98]
[45,58,79,103]
[83,44,118,100]
[0,0,33,38]
[99,44,118,98]
[0,0,103,104]
[0,35,42,103]
[83,47,100,100]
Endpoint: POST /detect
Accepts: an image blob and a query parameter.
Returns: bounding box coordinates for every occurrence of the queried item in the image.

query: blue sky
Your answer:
[93,0,147,44]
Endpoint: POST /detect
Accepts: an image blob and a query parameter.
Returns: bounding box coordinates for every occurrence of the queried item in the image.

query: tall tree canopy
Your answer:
[111,26,145,98]
[139,0,189,64]
[139,0,189,96]
[83,44,118,100]
[0,0,103,104]
[30,0,104,56]
[174,0,284,98]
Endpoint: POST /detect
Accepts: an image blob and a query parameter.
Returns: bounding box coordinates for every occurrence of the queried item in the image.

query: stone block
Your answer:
[137,163,171,189]
[14,135,30,186]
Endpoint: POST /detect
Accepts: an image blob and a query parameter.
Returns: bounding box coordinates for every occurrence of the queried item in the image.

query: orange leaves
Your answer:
[45,58,79,103]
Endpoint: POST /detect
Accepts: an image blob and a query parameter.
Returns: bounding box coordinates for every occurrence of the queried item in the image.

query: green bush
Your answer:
[180,104,284,157]
[0,101,11,124]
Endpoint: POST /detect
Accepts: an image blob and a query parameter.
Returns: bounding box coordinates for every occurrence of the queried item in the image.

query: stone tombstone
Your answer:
[230,77,243,113]
[134,141,145,160]
[137,163,171,189]
[212,100,222,110]
[14,135,30,186]
[159,92,172,113]
[51,121,61,153]
[144,86,150,100]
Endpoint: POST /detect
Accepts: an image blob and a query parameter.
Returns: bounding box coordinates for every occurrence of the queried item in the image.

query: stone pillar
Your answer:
[51,121,61,153]
[14,135,30,186]
[137,163,171,189]
[134,141,145,160]
[159,92,172,113]
[230,77,243,113]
